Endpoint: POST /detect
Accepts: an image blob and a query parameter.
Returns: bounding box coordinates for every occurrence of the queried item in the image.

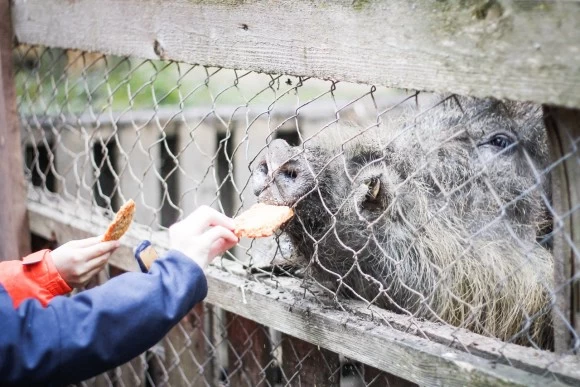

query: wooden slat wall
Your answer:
[544,107,580,353]
[116,123,161,224]
[281,335,340,386]
[225,314,274,386]
[177,121,219,214]
[54,126,96,202]
[160,304,210,386]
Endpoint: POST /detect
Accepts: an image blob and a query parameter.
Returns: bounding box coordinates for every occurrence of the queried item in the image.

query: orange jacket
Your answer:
[0,249,72,308]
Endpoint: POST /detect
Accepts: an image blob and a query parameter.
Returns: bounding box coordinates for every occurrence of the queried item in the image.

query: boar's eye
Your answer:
[487,133,515,149]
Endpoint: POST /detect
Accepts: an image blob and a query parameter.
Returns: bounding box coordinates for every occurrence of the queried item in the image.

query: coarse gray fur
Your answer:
[252,96,554,348]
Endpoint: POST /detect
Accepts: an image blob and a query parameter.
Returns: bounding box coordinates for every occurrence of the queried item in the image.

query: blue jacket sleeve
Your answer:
[0,250,207,386]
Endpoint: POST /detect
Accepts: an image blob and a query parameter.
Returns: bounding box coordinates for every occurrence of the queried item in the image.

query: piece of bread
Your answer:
[234,203,294,238]
[102,199,136,241]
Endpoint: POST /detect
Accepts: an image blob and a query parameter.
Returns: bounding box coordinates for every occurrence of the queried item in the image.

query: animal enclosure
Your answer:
[2,0,580,386]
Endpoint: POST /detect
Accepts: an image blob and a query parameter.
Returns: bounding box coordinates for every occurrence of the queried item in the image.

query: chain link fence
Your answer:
[14,44,580,386]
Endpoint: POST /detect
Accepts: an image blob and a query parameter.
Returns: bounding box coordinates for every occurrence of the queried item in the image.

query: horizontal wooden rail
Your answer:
[27,190,580,386]
[11,0,580,109]
[19,103,349,130]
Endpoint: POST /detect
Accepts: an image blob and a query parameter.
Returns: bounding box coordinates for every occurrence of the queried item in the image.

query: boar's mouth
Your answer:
[253,141,318,208]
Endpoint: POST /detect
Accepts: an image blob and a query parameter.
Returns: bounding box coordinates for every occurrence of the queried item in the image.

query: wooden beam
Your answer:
[544,106,580,352]
[159,304,211,386]
[280,334,340,386]
[11,0,580,109]
[362,364,418,387]
[205,267,568,387]
[225,313,274,386]
[0,0,29,260]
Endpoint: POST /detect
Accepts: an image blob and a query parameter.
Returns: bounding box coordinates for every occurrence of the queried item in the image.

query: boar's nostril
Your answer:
[258,161,268,175]
[283,168,298,180]
[275,162,300,181]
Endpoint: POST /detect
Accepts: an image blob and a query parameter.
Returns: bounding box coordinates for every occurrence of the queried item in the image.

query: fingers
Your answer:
[203,225,238,245]
[81,240,120,260]
[209,238,238,259]
[203,226,239,258]
[77,257,109,287]
[84,252,111,272]
[66,237,102,248]
[83,253,111,281]
[187,206,236,235]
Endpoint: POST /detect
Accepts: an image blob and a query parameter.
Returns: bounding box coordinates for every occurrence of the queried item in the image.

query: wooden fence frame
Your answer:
[4,0,580,385]
[0,0,29,260]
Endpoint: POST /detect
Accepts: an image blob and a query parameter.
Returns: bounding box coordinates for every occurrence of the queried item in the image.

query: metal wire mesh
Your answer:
[14,45,580,386]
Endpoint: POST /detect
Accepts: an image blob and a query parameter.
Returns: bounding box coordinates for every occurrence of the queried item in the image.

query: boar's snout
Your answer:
[252,139,315,206]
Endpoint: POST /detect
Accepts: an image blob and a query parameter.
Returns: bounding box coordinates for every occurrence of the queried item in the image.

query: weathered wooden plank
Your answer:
[225,313,274,386]
[205,268,569,387]
[280,334,340,386]
[116,123,162,226]
[158,304,210,386]
[206,304,228,387]
[177,120,219,215]
[265,275,580,385]
[544,106,580,352]
[54,125,96,202]
[232,115,271,214]
[26,193,580,386]
[0,0,30,260]
[20,103,352,132]
[362,364,417,387]
[11,0,580,109]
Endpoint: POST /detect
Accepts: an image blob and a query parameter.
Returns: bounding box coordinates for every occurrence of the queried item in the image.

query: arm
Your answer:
[0,239,119,308]
[0,250,207,386]
[0,250,72,308]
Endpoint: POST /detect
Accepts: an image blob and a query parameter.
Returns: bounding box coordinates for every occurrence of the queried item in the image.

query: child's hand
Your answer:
[51,238,120,288]
[169,206,239,269]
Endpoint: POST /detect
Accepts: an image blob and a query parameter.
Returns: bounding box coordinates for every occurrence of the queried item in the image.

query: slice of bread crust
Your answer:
[234,203,294,238]
[102,199,136,241]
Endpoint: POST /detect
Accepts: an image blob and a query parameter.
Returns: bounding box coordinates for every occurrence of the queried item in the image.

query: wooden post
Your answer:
[280,334,340,386]
[117,123,160,224]
[157,303,211,386]
[225,313,274,386]
[55,124,96,202]
[544,106,580,352]
[0,0,30,260]
[176,121,218,214]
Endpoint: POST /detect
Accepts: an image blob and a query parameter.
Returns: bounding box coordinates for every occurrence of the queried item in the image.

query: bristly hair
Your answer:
[264,96,554,348]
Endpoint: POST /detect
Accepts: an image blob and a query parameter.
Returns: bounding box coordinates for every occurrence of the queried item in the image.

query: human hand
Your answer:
[51,237,120,288]
[169,206,239,269]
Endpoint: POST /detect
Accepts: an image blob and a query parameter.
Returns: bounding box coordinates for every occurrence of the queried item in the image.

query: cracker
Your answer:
[234,203,294,239]
[102,199,136,241]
